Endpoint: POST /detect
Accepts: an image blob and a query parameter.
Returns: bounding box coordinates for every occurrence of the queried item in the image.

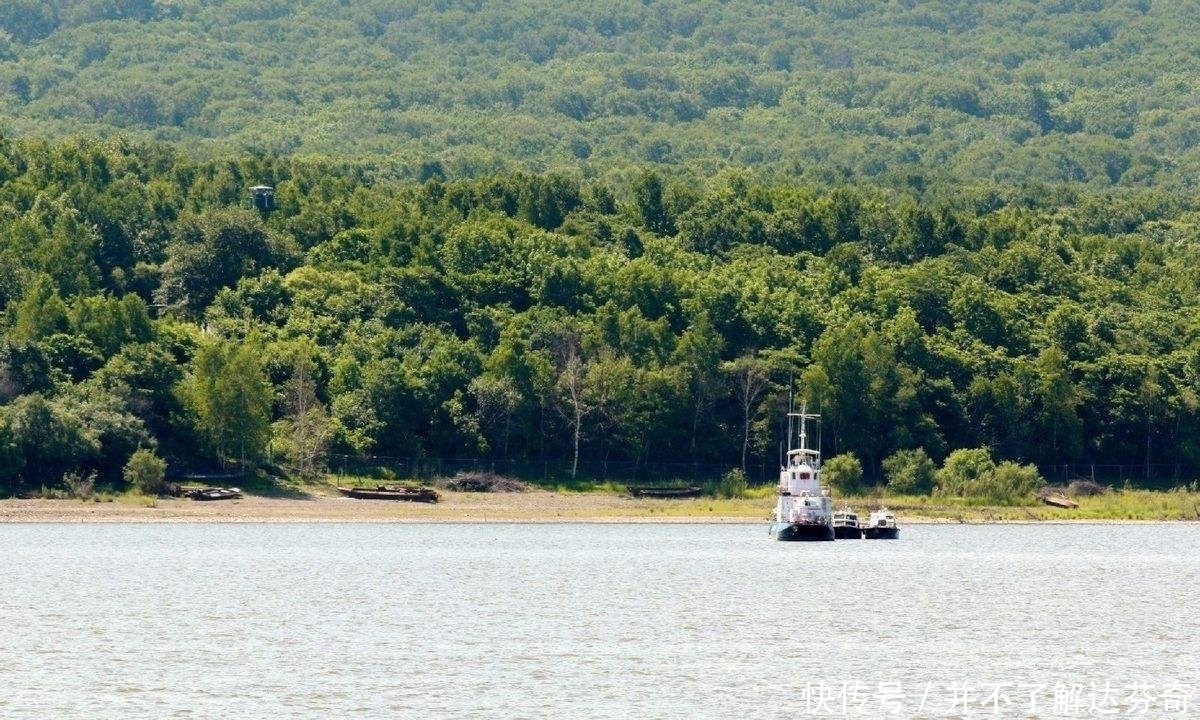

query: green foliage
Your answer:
[5,1,1200,190]
[2,132,1200,490]
[123,447,168,495]
[63,469,96,500]
[270,344,335,478]
[822,453,864,495]
[882,447,936,495]
[176,337,272,468]
[935,447,1042,505]
[935,448,996,496]
[718,467,749,499]
[157,208,298,317]
[0,393,100,493]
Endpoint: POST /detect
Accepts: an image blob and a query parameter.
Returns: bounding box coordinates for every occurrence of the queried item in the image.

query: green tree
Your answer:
[672,312,725,459]
[881,447,936,495]
[822,452,864,495]
[156,208,298,317]
[935,447,995,498]
[177,337,272,468]
[632,171,676,236]
[0,393,100,493]
[124,447,169,495]
[723,352,770,470]
[8,274,70,344]
[271,344,334,478]
[934,447,1040,504]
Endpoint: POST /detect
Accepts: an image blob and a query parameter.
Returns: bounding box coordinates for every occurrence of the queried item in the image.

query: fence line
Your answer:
[1041,464,1188,490]
[324,456,1198,490]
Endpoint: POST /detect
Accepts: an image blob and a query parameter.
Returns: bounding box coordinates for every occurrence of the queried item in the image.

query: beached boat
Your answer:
[627,485,703,498]
[770,408,834,541]
[185,487,242,501]
[336,485,439,503]
[832,507,863,539]
[1042,493,1079,509]
[863,507,900,539]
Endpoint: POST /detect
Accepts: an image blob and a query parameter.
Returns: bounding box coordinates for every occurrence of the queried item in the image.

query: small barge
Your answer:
[627,485,703,498]
[185,487,242,501]
[336,485,439,503]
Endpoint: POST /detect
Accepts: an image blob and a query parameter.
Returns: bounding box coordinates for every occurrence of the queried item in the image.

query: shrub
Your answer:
[124,448,169,495]
[988,461,1042,503]
[718,468,749,498]
[935,447,1042,504]
[935,447,995,496]
[63,470,97,500]
[822,453,864,494]
[882,447,936,495]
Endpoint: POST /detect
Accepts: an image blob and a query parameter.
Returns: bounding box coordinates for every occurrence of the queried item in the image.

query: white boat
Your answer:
[863,507,900,539]
[832,506,863,539]
[769,408,834,541]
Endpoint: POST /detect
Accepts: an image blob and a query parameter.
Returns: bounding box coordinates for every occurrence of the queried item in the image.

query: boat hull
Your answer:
[833,525,863,539]
[771,522,835,541]
[185,487,242,501]
[863,527,899,539]
[627,485,703,498]
[336,486,439,503]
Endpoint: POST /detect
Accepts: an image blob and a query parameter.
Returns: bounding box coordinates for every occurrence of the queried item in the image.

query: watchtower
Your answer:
[249,185,275,212]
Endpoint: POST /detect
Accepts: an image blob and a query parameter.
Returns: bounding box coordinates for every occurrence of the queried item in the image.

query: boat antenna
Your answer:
[815,408,822,463]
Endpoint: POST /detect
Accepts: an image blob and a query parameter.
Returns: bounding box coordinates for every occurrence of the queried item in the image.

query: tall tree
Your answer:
[273,343,333,478]
[555,334,587,479]
[724,352,770,470]
[632,171,676,237]
[177,337,272,469]
[673,313,725,458]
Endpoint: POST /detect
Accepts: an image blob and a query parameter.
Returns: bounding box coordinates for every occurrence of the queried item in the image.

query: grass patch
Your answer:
[834,489,1200,521]
[115,492,159,508]
[546,480,630,494]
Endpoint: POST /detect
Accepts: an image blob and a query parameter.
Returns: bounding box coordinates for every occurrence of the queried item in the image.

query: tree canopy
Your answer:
[2,135,1200,492]
[1,1,1199,190]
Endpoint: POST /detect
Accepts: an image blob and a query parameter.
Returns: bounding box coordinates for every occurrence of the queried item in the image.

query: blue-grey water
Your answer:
[1,522,1197,719]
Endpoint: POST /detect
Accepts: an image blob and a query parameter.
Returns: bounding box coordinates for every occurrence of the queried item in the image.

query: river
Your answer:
[1,522,1196,718]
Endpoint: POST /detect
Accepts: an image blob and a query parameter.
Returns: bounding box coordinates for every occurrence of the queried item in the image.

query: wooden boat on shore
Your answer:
[336,485,439,503]
[626,485,703,498]
[185,487,242,501]
[1042,493,1079,509]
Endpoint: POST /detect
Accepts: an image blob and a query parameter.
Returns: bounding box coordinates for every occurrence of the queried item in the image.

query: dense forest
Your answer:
[2,1,1200,497]
[3,0,1200,189]
[1,133,1199,496]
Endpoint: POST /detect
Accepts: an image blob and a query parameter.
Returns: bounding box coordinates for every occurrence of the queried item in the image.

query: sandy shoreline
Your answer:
[0,491,772,524]
[0,490,1187,524]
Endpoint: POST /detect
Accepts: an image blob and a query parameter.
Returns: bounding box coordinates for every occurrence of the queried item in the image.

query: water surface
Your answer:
[1,523,1196,718]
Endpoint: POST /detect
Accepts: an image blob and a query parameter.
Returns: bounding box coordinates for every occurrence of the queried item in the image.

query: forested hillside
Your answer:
[3,0,1200,189]
[2,135,1200,496]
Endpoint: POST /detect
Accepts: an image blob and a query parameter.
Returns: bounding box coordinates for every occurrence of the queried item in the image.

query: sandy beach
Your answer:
[0,490,777,524]
[2,488,1190,523]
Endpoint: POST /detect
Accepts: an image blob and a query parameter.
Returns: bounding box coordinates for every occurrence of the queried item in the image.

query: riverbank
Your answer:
[1,487,1198,523]
[0,490,767,523]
